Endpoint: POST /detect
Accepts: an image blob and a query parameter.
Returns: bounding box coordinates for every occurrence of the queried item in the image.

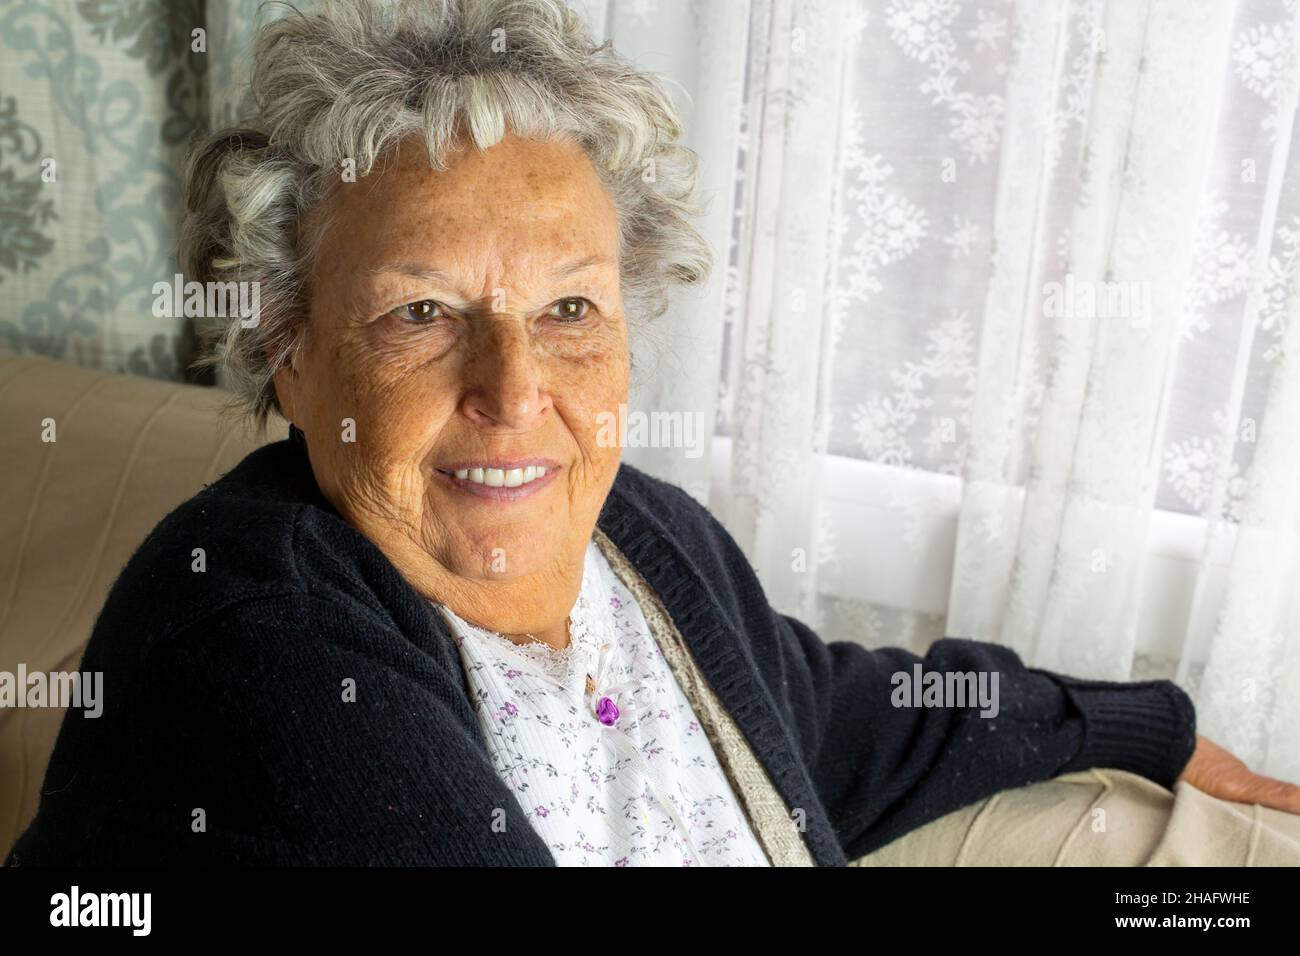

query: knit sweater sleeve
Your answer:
[8,594,554,866]
[775,613,1199,860]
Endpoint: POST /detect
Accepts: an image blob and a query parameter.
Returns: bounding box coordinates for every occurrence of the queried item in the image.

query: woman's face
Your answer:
[274,132,629,627]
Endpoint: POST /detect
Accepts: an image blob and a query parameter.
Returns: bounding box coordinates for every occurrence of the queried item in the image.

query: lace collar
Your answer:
[433,539,617,698]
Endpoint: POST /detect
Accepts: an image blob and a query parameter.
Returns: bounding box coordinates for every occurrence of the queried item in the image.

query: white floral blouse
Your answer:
[433,538,771,867]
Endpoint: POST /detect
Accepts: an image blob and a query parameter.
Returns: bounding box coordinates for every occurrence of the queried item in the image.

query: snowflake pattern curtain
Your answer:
[604,0,1300,779]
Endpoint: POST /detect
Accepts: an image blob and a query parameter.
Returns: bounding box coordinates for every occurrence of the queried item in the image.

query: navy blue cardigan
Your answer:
[7,429,1197,866]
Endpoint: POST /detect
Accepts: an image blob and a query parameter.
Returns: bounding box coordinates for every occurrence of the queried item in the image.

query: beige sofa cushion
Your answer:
[850,768,1300,866]
[0,353,285,856]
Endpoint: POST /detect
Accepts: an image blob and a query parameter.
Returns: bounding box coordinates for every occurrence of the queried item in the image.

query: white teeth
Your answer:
[451,464,553,487]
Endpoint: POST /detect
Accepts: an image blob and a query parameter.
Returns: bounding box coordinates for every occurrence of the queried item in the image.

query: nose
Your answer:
[459,320,553,430]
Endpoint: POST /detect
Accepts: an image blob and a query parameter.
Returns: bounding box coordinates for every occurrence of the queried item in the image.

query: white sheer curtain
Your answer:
[586,0,1300,780]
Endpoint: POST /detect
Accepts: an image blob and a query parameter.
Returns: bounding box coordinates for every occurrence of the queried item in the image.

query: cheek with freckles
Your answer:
[543,322,628,499]
[296,332,449,529]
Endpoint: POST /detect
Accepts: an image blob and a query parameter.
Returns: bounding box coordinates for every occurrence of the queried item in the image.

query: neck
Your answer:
[360,526,586,651]
[442,572,577,650]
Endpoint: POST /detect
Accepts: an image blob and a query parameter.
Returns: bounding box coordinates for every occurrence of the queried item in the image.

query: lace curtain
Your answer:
[595,0,1300,780]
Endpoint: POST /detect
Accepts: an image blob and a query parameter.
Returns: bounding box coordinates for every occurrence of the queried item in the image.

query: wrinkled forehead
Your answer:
[315,133,622,282]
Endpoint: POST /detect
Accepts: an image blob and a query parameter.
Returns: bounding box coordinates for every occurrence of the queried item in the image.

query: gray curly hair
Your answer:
[182,0,712,427]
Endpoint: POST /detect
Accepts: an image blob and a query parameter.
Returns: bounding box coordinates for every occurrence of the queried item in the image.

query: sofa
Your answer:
[0,352,286,855]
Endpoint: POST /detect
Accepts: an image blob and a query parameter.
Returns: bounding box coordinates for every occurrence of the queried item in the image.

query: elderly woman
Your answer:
[8,0,1298,867]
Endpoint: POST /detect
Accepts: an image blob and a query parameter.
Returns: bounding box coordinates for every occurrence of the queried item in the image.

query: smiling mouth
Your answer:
[439,465,550,488]
[433,460,561,501]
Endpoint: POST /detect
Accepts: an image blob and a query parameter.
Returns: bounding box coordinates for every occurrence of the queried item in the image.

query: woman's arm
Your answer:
[774,611,1198,860]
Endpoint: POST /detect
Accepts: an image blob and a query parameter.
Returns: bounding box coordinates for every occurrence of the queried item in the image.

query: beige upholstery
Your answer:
[0,353,286,855]
[851,768,1300,866]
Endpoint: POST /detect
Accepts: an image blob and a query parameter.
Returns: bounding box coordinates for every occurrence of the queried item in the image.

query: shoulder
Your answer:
[603,463,741,563]
[602,462,734,544]
[600,462,767,630]
[91,438,391,656]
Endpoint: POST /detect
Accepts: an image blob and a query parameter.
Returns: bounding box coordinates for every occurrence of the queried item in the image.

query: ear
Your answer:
[272,365,297,424]
[268,337,302,425]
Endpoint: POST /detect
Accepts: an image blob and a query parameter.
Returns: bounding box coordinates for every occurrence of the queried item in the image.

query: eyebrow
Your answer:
[369,254,613,283]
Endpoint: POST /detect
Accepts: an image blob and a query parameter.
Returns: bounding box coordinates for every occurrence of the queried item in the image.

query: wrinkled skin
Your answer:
[1178,735,1300,814]
[274,132,628,649]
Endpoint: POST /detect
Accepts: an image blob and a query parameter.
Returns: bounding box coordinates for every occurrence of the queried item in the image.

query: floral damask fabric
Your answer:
[0,0,207,379]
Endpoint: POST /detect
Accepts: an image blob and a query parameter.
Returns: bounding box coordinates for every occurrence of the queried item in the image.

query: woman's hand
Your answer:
[1177,734,1300,814]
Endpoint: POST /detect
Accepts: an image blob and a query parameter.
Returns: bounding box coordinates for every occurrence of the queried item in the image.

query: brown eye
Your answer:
[551,297,590,322]
[395,300,442,323]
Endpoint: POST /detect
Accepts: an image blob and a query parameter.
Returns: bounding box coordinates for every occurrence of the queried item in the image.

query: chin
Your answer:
[435,520,563,581]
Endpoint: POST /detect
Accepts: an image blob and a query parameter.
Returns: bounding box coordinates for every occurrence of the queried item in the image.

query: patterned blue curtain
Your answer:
[0,0,278,381]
